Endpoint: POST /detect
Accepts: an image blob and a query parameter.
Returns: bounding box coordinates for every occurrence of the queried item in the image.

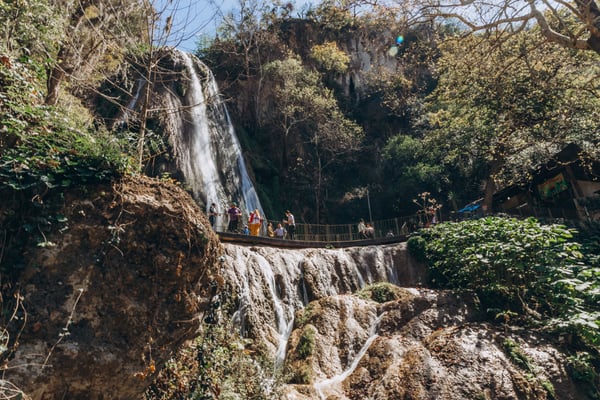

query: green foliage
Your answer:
[424,32,600,190]
[381,135,446,214]
[0,57,132,193]
[297,325,317,359]
[295,303,316,328]
[567,352,599,384]
[309,0,357,31]
[539,379,556,399]
[407,235,427,261]
[0,0,63,57]
[263,54,363,221]
[503,338,535,373]
[503,338,557,398]
[146,297,286,399]
[357,282,402,303]
[310,42,350,74]
[289,364,313,384]
[415,217,600,351]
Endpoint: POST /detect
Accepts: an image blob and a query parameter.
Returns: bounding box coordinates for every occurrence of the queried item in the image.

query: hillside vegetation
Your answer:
[1,0,600,397]
[408,217,600,396]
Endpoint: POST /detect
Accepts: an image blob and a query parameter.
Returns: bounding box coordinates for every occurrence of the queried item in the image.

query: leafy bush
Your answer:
[414,217,600,350]
[567,352,598,384]
[407,234,427,261]
[357,282,402,303]
[310,42,350,74]
[0,57,132,194]
[297,325,317,359]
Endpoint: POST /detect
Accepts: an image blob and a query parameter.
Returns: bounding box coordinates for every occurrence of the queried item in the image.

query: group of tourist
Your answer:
[357,218,375,239]
[209,201,384,241]
[207,202,296,240]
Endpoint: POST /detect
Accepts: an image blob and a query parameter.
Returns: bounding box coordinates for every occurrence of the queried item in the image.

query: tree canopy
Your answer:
[422,29,600,209]
[419,0,600,54]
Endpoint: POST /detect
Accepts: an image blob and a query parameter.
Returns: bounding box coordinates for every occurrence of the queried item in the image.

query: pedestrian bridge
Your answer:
[216,214,424,248]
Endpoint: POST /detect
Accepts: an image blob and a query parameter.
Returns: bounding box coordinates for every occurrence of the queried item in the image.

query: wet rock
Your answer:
[2,176,222,399]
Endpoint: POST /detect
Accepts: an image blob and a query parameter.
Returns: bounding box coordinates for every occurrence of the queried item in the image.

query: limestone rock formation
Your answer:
[221,242,425,358]
[1,181,594,399]
[220,243,594,400]
[1,177,222,399]
[283,288,588,399]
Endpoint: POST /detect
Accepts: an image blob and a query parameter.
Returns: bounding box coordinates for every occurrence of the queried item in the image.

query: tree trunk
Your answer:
[45,47,73,105]
[482,159,502,214]
[45,66,65,105]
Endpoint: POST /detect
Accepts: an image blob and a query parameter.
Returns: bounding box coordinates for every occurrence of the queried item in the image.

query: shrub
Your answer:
[415,217,600,351]
[357,282,401,303]
[0,57,132,194]
[297,325,317,359]
[567,352,598,384]
[407,235,427,261]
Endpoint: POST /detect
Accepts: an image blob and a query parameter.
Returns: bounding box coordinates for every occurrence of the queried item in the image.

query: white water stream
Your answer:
[116,50,264,227]
[174,52,264,225]
[313,313,385,399]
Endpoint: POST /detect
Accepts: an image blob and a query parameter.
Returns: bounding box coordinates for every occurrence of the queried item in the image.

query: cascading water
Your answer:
[313,311,385,399]
[221,242,424,370]
[117,49,264,227]
[172,52,264,225]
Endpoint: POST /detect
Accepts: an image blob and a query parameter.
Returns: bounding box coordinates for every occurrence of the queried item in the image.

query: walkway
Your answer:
[217,231,408,248]
[216,214,424,248]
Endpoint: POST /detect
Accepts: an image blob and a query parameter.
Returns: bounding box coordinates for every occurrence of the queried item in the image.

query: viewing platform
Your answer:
[217,231,409,248]
[215,215,419,248]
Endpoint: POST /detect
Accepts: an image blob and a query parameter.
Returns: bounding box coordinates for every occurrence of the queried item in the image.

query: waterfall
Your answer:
[221,242,424,367]
[223,245,308,367]
[116,49,264,227]
[172,52,264,224]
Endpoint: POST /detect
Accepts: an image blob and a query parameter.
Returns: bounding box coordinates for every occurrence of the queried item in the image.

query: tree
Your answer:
[43,0,148,105]
[423,31,600,210]
[0,0,61,57]
[198,0,289,126]
[263,54,363,221]
[419,0,600,55]
[381,135,447,215]
[309,41,350,74]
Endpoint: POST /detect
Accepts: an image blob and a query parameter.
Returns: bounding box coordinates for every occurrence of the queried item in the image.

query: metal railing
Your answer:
[212,200,597,243]
[216,214,428,242]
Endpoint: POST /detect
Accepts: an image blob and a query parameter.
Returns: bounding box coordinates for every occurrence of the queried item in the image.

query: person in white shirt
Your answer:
[284,210,296,240]
[274,223,286,239]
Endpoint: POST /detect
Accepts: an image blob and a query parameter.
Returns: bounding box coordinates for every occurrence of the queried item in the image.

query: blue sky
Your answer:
[154,0,232,52]
[156,0,314,53]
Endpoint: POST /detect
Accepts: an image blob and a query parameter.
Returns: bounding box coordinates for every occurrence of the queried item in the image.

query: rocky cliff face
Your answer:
[1,177,222,399]
[220,243,591,400]
[1,179,593,399]
[284,290,587,399]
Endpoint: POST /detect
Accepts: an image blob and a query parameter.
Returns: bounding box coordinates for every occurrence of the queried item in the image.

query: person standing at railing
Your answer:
[275,223,286,239]
[365,222,375,238]
[357,218,367,239]
[248,209,263,236]
[267,222,275,237]
[284,210,296,240]
[208,202,219,230]
[227,202,242,232]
